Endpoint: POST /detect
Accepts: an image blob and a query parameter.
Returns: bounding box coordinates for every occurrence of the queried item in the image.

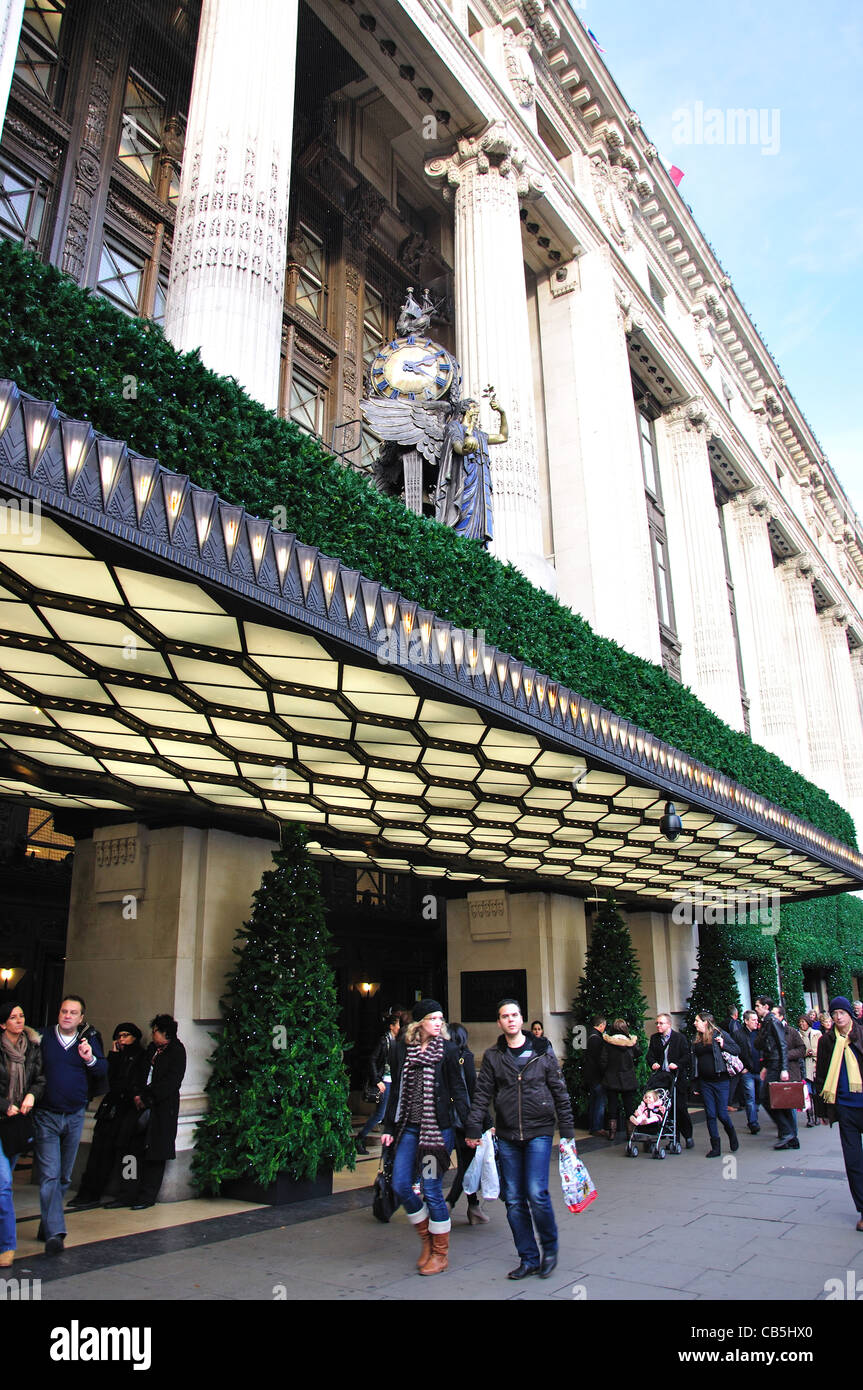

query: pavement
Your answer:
[7,1111,863,1304]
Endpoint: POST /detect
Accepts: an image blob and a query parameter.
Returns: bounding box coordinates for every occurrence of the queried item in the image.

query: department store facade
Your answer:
[1,0,862,1191]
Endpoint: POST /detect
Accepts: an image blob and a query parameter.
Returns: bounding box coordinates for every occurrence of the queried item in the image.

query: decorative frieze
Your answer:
[468,889,510,940]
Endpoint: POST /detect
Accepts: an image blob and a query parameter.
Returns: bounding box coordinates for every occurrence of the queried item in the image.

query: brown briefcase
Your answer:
[768,1081,806,1109]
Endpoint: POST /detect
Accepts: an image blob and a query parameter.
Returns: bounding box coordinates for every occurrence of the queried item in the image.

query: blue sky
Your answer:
[582,0,863,516]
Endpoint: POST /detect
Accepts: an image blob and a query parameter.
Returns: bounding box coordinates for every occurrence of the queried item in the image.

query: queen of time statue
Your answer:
[360,290,505,549]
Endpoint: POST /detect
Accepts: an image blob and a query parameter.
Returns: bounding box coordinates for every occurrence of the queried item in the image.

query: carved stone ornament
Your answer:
[746,487,772,520]
[665,397,719,437]
[614,285,645,335]
[399,230,432,278]
[503,29,536,110]
[425,119,545,201]
[550,260,579,298]
[4,113,63,164]
[591,156,637,250]
[691,306,715,370]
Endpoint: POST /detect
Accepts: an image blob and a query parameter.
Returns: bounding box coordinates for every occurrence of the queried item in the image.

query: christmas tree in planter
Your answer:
[564,896,649,1120]
[684,923,742,1033]
[192,824,355,1201]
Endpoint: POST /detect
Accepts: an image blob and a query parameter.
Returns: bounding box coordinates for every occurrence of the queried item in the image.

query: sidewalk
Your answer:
[10,1116,863,1302]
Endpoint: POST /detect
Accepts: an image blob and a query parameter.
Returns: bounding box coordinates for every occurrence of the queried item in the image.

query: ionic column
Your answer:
[724,488,804,767]
[163,0,297,410]
[819,606,863,825]
[657,399,744,728]
[0,0,25,139]
[533,249,661,661]
[777,555,845,801]
[426,122,554,592]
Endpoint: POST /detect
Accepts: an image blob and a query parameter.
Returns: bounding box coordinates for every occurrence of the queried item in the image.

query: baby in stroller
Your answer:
[625,1070,682,1158]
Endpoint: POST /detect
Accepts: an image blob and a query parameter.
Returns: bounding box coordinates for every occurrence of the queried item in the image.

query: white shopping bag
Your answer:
[558,1137,597,1214]
[463,1129,500,1200]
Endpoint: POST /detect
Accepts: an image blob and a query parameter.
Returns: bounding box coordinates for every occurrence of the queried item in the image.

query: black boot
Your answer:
[706,1136,721,1158]
[722,1120,739,1152]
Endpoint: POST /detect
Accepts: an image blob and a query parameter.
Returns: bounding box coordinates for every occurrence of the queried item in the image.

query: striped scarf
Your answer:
[395,1036,450,1175]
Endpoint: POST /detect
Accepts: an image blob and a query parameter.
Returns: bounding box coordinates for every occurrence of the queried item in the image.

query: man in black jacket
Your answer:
[754,995,796,1149]
[584,1016,607,1137]
[647,1013,693,1148]
[466,999,575,1281]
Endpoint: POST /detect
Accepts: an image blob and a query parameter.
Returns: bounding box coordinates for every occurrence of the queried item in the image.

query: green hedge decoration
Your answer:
[0,239,856,854]
[725,894,863,1021]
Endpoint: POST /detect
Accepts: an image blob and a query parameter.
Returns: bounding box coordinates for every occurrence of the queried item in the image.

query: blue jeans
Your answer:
[587,1083,606,1132]
[496,1135,557,1267]
[391,1123,454,1226]
[740,1072,759,1127]
[700,1078,731,1140]
[34,1107,86,1240]
[0,1147,17,1253]
[358,1082,390,1142]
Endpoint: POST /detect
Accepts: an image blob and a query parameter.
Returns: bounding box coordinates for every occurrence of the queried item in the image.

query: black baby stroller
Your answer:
[625,1069,682,1159]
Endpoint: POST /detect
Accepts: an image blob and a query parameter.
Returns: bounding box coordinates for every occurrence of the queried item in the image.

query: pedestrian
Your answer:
[67,1022,144,1208]
[647,1011,693,1149]
[815,997,863,1231]
[753,995,797,1150]
[807,1009,822,1033]
[723,1006,746,1111]
[584,1015,608,1138]
[465,999,575,1281]
[0,1001,44,1267]
[34,994,107,1254]
[381,1000,466,1276]
[446,1022,489,1225]
[854,1002,863,1024]
[740,1009,762,1133]
[798,1015,819,1127]
[691,1012,740,1157]
[531,1020,545,1039]
[356,1008,402,1155]
[601,1018,639,1142]
[119,1015,186,1210]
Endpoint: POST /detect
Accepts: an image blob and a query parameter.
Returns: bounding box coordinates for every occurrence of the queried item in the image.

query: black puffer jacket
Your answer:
[382,1038,469,1137]
[601,1034,640,1091]
[464,1035,575,1143]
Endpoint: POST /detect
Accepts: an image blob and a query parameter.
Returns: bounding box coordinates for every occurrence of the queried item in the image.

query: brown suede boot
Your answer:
[415,1216,433,1272]
[420,1230,449,1275]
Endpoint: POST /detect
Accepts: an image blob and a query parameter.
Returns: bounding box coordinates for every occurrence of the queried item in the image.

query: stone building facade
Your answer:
[1,0,862,1183]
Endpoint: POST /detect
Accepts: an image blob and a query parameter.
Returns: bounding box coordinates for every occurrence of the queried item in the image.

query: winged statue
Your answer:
[360,395,453,515]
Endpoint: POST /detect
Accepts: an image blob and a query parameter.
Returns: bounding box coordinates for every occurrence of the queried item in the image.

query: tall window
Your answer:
[0,156,48,249]
[117,72,165,189]
[96,238,145,314]
[360,284,386,471]
[14,0,65,104]
[635,387,680,679]
[292,224,327,326]
[289,370,326,438]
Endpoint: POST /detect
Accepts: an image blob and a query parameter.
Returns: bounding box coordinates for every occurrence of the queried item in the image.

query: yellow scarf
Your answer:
[821,1028,863,1105]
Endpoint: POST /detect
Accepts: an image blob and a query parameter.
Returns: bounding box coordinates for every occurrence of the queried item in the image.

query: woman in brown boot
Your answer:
[381,1000,468,1275]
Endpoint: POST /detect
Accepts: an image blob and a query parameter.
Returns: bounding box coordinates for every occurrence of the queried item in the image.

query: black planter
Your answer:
[222,1165,333,1205]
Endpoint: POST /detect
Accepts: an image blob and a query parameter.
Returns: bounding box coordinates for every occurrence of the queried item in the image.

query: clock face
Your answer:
[370,336,454,401]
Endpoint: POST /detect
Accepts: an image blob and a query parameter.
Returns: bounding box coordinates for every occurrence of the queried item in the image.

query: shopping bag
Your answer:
[558,1137,597,1214]
[463,1129,500,1199]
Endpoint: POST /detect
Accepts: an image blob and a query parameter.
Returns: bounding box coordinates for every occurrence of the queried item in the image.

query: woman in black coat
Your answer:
[601,1018,639,1142]
[125,1014,186,1210]
[692,1012,740,1158]
[445,1022,488,1225]
[70,1022,144,1208]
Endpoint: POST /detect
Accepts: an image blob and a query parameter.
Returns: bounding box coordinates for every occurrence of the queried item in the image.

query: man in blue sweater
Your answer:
[34,995,107,1254]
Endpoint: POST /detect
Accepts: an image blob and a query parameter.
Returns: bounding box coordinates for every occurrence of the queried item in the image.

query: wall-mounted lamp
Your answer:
[357,981,380,998]
[659,802,683,841]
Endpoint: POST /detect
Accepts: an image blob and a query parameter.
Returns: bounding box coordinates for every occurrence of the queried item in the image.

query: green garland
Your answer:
[725,896,863,1021]
[0,239,856,851]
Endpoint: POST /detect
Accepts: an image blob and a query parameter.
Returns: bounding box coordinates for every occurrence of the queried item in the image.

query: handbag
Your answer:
[0,1111,35,1158]
[768,1081,806,1109]
[362,1080,380,1105]
[134,1106,152,1135]
[722,1050,745,1076]
[372,1152,398,1223]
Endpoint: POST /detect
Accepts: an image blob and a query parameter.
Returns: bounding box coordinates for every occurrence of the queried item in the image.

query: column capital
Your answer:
[742,486,772,521]
[425,118,545,199]
[778,551,816,582]
[821,604,849,628]
[664,396,719,438]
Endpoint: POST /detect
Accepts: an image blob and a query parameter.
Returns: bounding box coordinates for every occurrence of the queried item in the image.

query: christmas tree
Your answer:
[685,922,742,1032]
[192,824,355,1193]
[564,896,649,1118]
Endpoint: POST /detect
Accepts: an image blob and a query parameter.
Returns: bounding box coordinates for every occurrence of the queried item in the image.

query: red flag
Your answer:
[669,166,685,187]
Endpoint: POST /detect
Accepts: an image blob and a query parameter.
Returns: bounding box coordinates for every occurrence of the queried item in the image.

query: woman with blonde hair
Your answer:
[381,999,468,1276]
[0,1002,45,1266]
[692,1012,740,1157]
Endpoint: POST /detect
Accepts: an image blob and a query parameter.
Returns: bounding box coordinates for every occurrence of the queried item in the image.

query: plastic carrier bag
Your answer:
[559,1138,597,1213]
[463,1129,500,1200]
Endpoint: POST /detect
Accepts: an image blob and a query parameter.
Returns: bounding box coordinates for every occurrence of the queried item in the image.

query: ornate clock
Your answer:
[369,335,455,402]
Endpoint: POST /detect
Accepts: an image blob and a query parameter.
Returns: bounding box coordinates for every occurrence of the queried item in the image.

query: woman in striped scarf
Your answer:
[816,997,863,1231]
[381,999,469,1276]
